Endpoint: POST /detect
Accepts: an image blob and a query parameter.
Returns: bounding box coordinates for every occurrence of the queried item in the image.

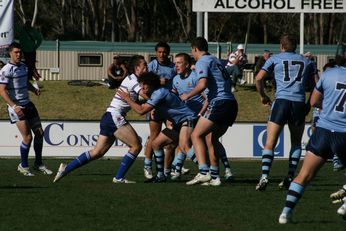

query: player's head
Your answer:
[155,41,170,65]
[175,53,191,75]
[8,42,22,64]
[280,34,297,52]
[137,71,161,95]
[191,37,208,52]
[128,55,147,76]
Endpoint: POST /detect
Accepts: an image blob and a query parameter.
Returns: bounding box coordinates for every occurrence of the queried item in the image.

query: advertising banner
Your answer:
[0,121,313,158]
[0,0,13,59]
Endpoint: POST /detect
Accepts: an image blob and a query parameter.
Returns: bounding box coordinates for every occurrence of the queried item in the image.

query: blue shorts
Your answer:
[306,127,346,164]
[203,99,238,127]
[269,99,305,126]
[99,112,128,137]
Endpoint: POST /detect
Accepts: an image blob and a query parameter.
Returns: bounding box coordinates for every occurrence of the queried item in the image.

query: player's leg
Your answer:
[332,154,344,171]
[187,117,214,185]
[144,120,162,179]
[279,151,325,224]
[163,143,176,178]
[279,122,305,189]
[219,141,233,181]
[113,123,142,183]
[149,128,178,182]
[16,120,34,176]
[256,121,283,190]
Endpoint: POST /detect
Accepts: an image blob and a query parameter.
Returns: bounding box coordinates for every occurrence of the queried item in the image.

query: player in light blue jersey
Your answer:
[144,41,177,180]
[279,63,346,224]
[0,42,52,176]
[53,55,148,184]
[117,71,198,183]
[255,35,315,191]
[181,37,238,186]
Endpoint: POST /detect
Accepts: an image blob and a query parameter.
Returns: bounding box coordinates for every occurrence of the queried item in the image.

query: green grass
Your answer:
[0,81,313,122]
[0,159,345,231]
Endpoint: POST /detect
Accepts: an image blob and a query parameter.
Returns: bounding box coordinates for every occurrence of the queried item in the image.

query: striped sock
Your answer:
[288,146,302,178]
[63,151,92,175]
[174,151,186,174]
[220,145,231,170]
[144,157,152,169]
[153,149,164,178]
[198,164,209,175]
[261,149,274,178]
[187,147,198,164]
[210,165,219,179]
[282,182,305,214]
[115,152,137,180]
[20,142,31,168]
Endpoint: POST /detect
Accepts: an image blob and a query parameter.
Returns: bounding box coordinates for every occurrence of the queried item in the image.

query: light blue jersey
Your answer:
[172,70,204,116]
[262,52,313,102]
[148,59,176,89]
[0,62,30,105]
[147,87,196,126]
[195,55,234,103]
[315,66,346,132]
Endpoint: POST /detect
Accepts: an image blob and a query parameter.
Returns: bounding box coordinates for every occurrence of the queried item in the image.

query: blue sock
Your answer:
[115,152,137,180]
[63,151,92,176]
[164,168,171,177]
[187,147,198,164]
[261,149,274,178]
[153,149,164,178]
[220,145,231,170]
[20,142,31,168]
[210,165,219,179]
[174,151,186,173]
[288,146,302,178]
[33,135,43,166]
[198,164,209,175]
[282,182,305,214]
[144,157,152,169]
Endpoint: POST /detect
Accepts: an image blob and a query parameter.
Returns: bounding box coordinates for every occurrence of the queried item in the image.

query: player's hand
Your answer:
[261,95,272,106]
[117,88,130,101]
[35,89,41,96]
[13,105,24,117]
[180,93,189,101]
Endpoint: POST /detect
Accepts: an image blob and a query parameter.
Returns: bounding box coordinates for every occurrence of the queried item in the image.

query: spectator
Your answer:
[229,44,247,85]
[16,20,42,80]
[225,54,241,92]
[106,55,128,89]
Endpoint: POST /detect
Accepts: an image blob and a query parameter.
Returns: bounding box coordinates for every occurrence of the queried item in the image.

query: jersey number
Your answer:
[335,82,346,112]
[283,60,304,82]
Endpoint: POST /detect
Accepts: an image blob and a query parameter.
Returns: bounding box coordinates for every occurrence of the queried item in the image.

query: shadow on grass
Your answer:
[0,185,49,189]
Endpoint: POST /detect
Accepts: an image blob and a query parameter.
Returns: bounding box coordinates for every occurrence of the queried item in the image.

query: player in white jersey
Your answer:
[0,42,52,176]
[54,55,148,183]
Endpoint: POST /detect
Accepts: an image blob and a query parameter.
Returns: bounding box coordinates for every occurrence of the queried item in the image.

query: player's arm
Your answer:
[180,78,207,101]
[0,84,24,117]
[27,81,40,96]
[310,88,323,109]
[255,69,271,106]
[117,88,153,115]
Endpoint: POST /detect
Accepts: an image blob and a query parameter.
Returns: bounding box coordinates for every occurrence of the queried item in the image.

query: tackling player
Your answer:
[53,55,148,183]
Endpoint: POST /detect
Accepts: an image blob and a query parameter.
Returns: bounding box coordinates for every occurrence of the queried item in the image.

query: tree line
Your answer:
[15,0,345,44]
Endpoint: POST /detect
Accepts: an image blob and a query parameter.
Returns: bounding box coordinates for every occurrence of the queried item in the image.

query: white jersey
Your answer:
[106,73,141,116]
[0,62,30,105]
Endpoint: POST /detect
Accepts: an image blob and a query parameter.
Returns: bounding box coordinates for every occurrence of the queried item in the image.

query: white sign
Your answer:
[0,121,313,158]
[0,0,14,51]
[193,0,346,13]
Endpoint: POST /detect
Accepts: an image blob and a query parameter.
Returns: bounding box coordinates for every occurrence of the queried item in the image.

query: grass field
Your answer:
[0,80,308,122]
[0,158,345,231]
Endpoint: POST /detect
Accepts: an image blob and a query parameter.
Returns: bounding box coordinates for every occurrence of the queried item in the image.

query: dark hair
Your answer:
[280,34,297,52]
[155,41,170,54]
[8,42,21,52]
[191,37,208,52]
[137,72,161,89]
[128,55,145,74]
[175,53,191,66]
